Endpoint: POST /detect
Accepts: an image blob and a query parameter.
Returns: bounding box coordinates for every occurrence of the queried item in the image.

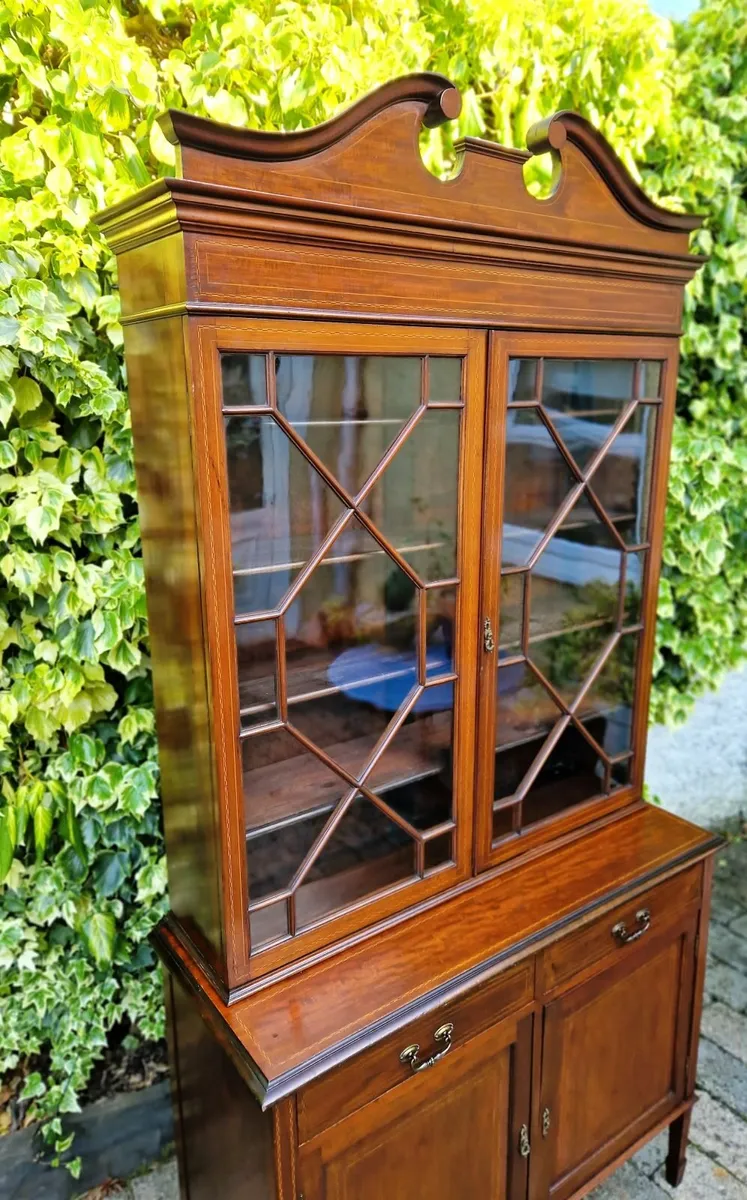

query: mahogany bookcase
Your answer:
[97,73,720,1200]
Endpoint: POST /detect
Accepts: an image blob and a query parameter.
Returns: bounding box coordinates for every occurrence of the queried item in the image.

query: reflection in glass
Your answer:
[220,353,268,407]
[236,621,276,728]
[226,415,345,615]
[530,500,622,644]
[499,574,523,650]
[276,354,420,495]
[531,621,616,708]
[367,702,454,827]
[642,361,663,399]
[502,410,577,568]
[224,350,463,935]
[242,727,349,834]
[295,795,416,930]
[250,902,288,948]
[361,408,461,582]
[508,359,538,403]
[428,357,462,405]
[581,633,638,755]
[424,832,453,871]
[591,406,657,545]
[520,725,607,828]
[424,586,456,680]
[624,551,646,625]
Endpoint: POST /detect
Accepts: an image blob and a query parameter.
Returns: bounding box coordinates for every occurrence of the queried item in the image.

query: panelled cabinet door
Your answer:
[532,921,697,1200]
[476,333,679,871]
[299,1015,532,1200]
[190,318,486,977]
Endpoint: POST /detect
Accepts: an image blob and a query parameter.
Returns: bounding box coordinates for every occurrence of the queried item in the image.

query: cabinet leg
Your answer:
[665,1110,692,1187]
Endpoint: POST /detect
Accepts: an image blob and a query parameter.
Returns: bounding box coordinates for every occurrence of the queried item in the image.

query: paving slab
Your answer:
[591,1160,670,1199]
[700,1003,747,1067]
[708,924,747,975]
[697,1037,747,1115]
[689,1090,747,1187]
[655,1145,747,1199]
[705,960,747,1015]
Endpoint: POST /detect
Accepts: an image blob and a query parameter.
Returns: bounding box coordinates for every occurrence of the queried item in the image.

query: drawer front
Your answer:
[540,864,702,996]
[297,958,534,1143]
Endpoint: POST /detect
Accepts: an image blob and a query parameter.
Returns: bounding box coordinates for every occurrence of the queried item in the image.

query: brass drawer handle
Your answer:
[612,907,651,945]
[400,1022,454,1073]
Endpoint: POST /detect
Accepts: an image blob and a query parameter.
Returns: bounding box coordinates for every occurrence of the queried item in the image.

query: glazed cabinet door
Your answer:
[532,919,696,1199]
[298,1015,532,1200]
[476,333,679,870]
[190,318,486,980]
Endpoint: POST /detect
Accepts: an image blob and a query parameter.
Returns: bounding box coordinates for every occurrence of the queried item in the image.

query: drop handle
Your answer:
[400,1023,454,1073]
[612,907,651,945]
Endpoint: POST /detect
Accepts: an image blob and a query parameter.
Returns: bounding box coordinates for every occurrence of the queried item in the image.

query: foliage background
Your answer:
[0,0,743,1165]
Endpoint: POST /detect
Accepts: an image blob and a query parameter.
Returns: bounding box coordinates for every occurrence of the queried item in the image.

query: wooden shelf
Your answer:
[244,713,452,836]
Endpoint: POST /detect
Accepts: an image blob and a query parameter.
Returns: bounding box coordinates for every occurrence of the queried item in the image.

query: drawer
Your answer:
[297,957,533,1143]
[540,864,702,995]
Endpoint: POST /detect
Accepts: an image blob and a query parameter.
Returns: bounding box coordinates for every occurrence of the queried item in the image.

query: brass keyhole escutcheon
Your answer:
[484,616,495,653]
[519,1124,531,1158]
[542,1107,551,1137]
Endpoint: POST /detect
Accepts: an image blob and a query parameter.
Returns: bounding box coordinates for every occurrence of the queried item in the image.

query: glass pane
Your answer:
[492,804,518,842]
[590,405,657,545]
[641,361,663,399]
[508,359,538,403]
[501,409,577,568]
[624,551,646,625]
[247,811,328,901]
[295,795,416,930]
[499,573,523,651]
[242,727,350,837]
[543,360,635,472]
[529,500,622,646]
[250,901,288,948]
[361,407,460,583]
[367,701,453,828]
[424,832,453,872]
[496,660,561,752]
[285,515,418,706]
[520,725,607,828]
[530,620,616,709]
[276,354,420,495]
[543,358,635,413]
[226,415,345,615]
[425,585,457,680]
[580,633,639,754]
[221,353,268,408]
[236,621,276,729]
[428,357,462,404]
[288,694,392,782]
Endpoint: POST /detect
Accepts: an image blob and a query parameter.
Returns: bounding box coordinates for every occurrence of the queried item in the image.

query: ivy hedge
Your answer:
[0,0,743,1169]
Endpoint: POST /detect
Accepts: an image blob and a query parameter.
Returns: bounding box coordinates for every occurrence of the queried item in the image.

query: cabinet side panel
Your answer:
[123,316,223,972]
[167,967,275,1200]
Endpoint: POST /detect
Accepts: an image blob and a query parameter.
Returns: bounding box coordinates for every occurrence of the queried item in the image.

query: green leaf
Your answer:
[11,376,42,415]
[61,798,86,861]
[93,850,128,897]
[81,909,115,966]
[33,801,53,859]
[0,317,20,347]
[0,810,15,881]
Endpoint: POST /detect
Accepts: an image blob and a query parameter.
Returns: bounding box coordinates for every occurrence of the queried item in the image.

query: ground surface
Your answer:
[646,667,747,828]
[85,836,747,1200]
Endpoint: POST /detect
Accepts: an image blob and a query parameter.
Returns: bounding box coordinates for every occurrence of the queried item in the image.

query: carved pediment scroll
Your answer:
[158,72,700,260]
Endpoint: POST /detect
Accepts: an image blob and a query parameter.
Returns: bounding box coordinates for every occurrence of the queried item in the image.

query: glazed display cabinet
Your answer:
[97,74,720,1200]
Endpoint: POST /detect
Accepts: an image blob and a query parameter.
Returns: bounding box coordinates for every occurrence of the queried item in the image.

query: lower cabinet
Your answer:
[298,1014,533,1200]
[533,914,698,1199]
